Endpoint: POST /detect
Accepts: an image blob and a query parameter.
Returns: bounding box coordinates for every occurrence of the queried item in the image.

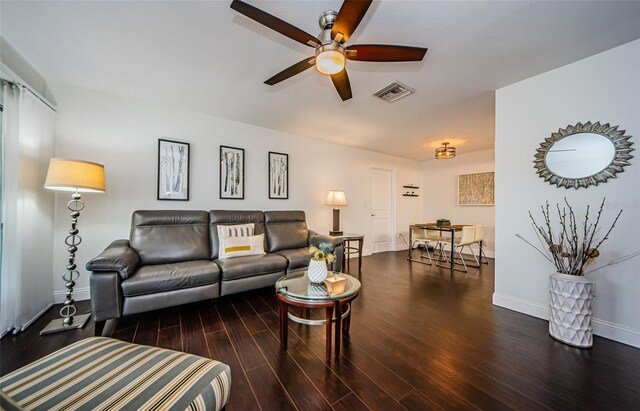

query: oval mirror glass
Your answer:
[545,133,615,179]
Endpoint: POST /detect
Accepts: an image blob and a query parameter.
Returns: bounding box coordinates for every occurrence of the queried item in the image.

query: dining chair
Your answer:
[473,224,488,264]
[410,227,435,264]
[437,225,478,272]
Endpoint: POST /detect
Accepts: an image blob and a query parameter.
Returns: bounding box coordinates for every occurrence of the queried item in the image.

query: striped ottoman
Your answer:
[0,337,231,411]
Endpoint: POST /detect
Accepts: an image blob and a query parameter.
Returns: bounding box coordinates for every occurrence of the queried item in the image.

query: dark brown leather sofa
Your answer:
[86,209,343,335]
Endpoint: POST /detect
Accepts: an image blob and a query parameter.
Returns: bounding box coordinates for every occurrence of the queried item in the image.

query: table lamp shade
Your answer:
[44,158,105,193]
[325,190,347,207]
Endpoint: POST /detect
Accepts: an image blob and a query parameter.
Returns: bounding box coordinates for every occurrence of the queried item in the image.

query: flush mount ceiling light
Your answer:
[435,142,456,160]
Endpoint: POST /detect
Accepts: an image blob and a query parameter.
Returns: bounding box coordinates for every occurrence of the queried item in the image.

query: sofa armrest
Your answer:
[86,240,140,280]
[308,230,344,251]
[90,271,123,322]
[332,245,344,272]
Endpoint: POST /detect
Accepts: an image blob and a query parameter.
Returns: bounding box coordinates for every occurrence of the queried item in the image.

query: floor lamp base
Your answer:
[40,313,91,336]
[330,231,344,236]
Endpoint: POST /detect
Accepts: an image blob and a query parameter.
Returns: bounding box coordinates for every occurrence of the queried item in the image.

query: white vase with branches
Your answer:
[517,198,638,348]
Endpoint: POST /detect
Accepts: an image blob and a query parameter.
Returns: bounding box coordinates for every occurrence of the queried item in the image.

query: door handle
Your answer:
[371,214,376,216]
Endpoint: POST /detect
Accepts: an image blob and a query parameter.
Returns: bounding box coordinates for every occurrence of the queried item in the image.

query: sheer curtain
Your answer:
[1,80,56,336]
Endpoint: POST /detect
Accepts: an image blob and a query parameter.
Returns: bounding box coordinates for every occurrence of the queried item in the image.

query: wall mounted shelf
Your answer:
[402,184,420,197]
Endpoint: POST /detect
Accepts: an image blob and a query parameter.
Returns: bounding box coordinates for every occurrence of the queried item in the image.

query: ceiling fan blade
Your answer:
[330,69,353,101]
[264,57,315,85]
[231,0,320,47]
[331,0,373,43]
[346,44,428,61]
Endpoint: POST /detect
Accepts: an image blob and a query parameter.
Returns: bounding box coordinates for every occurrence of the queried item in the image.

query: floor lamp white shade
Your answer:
[44,158,106,193]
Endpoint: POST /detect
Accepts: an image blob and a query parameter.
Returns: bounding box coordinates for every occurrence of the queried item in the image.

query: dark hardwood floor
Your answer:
[3,250,640,410]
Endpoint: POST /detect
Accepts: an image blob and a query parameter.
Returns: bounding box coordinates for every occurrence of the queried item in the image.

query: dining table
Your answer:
[407,223,474,273]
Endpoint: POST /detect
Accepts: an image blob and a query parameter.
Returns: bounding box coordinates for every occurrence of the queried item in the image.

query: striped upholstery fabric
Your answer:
[0,337,231,411]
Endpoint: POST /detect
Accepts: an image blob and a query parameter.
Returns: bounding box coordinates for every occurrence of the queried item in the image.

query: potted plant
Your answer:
[516,198,630,348]
[436,218,451,227]
[308,244,336,283]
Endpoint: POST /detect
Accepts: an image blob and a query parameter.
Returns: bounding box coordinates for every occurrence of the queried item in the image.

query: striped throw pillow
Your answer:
[219,234,266,259]
[217,223,256,258]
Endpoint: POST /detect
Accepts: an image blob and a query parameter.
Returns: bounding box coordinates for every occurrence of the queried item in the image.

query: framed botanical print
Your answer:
[268,152,288,199]
[220,145,244,199]
[157,138,190,201]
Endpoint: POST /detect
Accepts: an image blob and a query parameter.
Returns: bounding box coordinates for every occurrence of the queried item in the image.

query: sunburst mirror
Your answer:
[534,121,634,189]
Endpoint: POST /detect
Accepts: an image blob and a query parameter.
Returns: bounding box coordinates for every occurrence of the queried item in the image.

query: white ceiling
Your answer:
[2,1,640,160]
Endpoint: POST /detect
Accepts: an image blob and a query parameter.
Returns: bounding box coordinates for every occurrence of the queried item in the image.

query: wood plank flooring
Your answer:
[3,250,640,410]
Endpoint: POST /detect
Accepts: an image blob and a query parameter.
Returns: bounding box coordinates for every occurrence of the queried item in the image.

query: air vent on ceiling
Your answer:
[373,81,415,103]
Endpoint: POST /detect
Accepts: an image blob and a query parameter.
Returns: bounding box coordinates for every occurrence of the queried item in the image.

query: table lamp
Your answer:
[325,190,347,236]
[41,158,105,335]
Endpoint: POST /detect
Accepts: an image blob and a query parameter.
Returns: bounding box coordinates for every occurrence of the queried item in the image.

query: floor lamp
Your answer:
[326,190,347,236]
[41,158,105,335]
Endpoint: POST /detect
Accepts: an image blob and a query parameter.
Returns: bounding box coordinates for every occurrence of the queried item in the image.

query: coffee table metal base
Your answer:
[276,293,358,362]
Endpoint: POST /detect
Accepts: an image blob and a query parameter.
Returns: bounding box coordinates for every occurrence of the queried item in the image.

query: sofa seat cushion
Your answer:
[122,260,220,297]
[274,248,312,270]
[215,253,287,281]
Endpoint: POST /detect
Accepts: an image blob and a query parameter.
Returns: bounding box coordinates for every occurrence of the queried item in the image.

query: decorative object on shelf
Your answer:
[42,158,105,335]
[458,172,494,205]
[435,142,456,159]
[220,145,245,199]
[307,244,336,283]
[268,151,288,199]
[516,198,639,348]
[324,274,346,294]
[436,218,451,227]
[402,185,420,197]
[534,121,634,189]
[157,139,190,201]
[325,190,347,235]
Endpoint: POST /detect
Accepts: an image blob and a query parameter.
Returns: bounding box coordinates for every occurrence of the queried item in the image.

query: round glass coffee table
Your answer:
[275,271,361,362]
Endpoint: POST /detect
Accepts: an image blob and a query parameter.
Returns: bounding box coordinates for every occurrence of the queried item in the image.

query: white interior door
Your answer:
[370,167,393,253]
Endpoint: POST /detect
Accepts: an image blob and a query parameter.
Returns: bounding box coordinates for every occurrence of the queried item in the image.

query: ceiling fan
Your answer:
[230,0,428,101]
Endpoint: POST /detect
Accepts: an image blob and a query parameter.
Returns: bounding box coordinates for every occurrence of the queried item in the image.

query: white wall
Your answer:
[52,85,424,301]
[423,149,495,257]
[494,40,640,347]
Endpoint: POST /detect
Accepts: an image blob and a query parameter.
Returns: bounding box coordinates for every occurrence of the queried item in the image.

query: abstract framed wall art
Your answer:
[157,138,190,201]
[220,145,245,199]
[458,171,494,206]
[268,151,288,199]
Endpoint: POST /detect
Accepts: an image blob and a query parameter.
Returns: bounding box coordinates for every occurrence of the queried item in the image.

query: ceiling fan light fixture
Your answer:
[315,44,346,75]
[435,142,456,160]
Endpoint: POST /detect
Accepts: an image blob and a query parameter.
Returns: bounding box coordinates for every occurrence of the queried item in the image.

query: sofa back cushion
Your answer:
[130,210,210,265]
[209,210,265,259]
[264,210,308,252]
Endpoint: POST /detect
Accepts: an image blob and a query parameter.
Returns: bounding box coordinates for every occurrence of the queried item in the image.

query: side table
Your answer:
[275,272,361,362]
[336,233,364,274]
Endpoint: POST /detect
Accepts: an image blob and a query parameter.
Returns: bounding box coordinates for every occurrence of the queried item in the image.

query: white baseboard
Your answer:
[493,292,640,348]
[17,302,54,333]
[54,286,90,303]
[493,293,549,320]
[592,318,640,348]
